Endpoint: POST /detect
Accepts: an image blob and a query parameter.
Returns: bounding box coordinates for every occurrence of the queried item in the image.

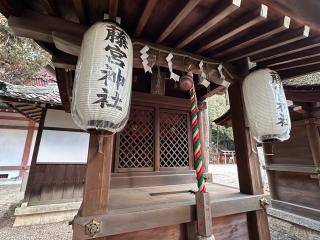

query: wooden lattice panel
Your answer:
[159,110,190,168]
[116,107,154,171]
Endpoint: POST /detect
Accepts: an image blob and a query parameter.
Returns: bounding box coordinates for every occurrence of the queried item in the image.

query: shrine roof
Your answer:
[1,0,320,110]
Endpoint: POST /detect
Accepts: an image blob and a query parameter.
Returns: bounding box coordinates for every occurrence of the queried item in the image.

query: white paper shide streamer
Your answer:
[217,64,230,88]
[166,53,180,82]
[243,68,291,142]
[140,45,152,73]
[72,21,133,133]
[199,60,210,87]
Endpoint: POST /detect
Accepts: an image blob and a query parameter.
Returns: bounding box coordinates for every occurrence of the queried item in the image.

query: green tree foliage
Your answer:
[0,14,50,84]
[207,94,234,150]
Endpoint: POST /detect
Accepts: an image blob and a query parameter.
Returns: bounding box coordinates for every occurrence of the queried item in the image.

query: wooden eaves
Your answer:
[1,0,320,112]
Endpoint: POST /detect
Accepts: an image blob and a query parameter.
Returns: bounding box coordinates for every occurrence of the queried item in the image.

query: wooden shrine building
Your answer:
[1,0,320,239]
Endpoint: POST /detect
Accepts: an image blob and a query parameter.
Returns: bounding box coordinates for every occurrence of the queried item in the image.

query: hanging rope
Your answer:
[190,85,206,193]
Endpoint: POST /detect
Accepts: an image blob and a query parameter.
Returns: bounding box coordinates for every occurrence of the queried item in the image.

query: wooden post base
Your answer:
[196,192,214,238]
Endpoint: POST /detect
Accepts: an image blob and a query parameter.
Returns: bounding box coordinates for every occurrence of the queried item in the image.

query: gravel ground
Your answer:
[209,163,269,191]
[0,185,72,240]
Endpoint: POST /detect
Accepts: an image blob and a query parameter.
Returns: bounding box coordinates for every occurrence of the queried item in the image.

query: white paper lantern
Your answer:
[243,69,291,142]
[71,21,133,133]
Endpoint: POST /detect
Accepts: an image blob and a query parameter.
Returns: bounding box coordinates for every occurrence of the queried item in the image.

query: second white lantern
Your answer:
[243,68,291,142]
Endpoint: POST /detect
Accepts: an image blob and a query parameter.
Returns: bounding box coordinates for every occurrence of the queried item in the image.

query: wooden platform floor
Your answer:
[108,183,239,213]
[74,183,268,238]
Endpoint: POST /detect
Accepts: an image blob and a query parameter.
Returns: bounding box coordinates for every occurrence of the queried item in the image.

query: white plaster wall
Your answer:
[37,130,89,163]
[44,109,79,129]
[37,109,89,163]
[0,129,27,166]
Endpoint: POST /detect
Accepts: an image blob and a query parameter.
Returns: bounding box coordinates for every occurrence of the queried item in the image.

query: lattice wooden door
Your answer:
[115,106,154,172]
[159,110,192,169]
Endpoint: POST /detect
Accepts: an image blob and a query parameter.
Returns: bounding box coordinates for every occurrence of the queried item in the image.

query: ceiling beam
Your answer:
[198,84,225,102]
[175,0,241,49]
[156,0,200,43]
[52,32,82,56]
[134,0,157,37]
[73,0,88,25]
[108,0,118,19]
[213,16,290,58]
[196,4,268,54]
[278,63,320,79]
[8,10,87,43]
[52,46,221,75]
[251,36,320,62]
[224,25,310,62]
[259,47,320,67]
[272,56,320,71]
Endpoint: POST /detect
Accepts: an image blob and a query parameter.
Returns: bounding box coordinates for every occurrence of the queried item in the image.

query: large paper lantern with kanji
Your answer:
[71,21,133,134]
[242,68,291,142]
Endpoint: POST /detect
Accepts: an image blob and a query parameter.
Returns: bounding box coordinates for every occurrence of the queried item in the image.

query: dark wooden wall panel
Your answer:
[100,213,250,240]
[272,171,320,210]
[26,164,86,204]
[108,224,186,240]
[213,213,250,240]
[270,124,314,165]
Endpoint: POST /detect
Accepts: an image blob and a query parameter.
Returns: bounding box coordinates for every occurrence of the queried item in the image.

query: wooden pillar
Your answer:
[23,108,46,203]
[19,120,36,179]
[80,134,114,217]
[198,101,210,173]
[305,119,320,185]
[228,61,271,240]
[263,142,279,200]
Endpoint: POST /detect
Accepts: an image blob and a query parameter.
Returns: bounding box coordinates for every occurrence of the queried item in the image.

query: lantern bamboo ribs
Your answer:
[243,69,291,142]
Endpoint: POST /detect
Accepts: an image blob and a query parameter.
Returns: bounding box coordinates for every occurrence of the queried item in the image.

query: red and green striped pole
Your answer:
[190,85,206,193]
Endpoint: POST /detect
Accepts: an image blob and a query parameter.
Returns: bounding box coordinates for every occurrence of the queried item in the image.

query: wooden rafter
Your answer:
[156,0,200,43]
[213,16,290,58]
[27,112,42,118]
[251,36,320,62]
[259,47,320,67]
[134,0,157,37]
[42,0,61,17]
[24,109,42,115]
[9,12,224,76]
[175,0,241,49]
[108,0,118,19]
[0,0,23,17]
[224,25,310,62]
[18,106,37,111]
[272,56,320,71]
[12,104,32,108]
[73,0,88,25]
[196,4,268,54]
